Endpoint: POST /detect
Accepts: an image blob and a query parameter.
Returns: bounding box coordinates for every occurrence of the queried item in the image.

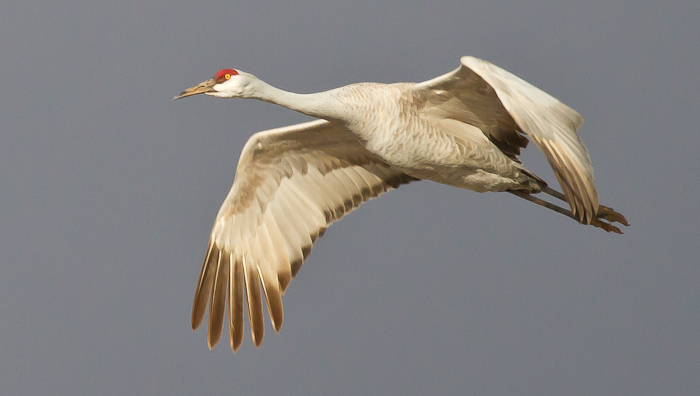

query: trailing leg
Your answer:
[540,185,629,228]
[508,190,627,234]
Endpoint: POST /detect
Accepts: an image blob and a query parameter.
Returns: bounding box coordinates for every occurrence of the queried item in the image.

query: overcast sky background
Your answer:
[1,1,698,395]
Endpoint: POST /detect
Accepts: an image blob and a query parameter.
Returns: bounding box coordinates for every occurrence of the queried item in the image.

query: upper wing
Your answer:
[193,119,418,351]
[412,56,598,224]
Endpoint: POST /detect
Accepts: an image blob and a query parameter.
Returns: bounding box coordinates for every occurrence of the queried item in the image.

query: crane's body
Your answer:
[318,82,528,192]
[175,56,628,352]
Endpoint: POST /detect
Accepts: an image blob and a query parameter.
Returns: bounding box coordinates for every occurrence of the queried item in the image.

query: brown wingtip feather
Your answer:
[192,243,218,330]
[542,139,598,225]
[230,257,245,352]
[301,245,312,260]
[207,252,229,349]
[278,268,292,292]
[244,262,265,348]
[230,333,243,352]
[290,259,303,277]
[262,278,284,333]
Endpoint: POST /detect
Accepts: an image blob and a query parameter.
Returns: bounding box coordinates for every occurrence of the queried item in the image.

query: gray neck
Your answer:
[248,79,342,121]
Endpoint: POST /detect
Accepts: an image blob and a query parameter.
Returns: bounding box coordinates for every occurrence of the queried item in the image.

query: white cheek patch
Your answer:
[207,91,232,98]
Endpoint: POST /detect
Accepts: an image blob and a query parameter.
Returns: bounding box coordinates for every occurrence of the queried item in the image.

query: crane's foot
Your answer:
[591,218,623,234]
[590,205,629,234]
[597,205,629,226]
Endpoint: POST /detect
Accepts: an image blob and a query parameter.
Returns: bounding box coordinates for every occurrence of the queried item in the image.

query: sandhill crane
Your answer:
[175,56,628,352]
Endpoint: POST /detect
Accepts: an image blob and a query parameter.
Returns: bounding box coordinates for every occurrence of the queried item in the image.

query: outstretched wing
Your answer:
[413,56,598,224]
[193,119,417,351]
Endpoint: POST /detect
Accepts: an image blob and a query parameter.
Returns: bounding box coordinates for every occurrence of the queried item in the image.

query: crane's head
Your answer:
[174,69,256,100]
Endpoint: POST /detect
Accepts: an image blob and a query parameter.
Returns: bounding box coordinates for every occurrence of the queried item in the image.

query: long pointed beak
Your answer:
[173,78,217,100]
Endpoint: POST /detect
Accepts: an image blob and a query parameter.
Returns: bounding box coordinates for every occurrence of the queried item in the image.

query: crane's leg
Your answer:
[541,185,567,201]
[508,190,627,234]
[539,186,629,226]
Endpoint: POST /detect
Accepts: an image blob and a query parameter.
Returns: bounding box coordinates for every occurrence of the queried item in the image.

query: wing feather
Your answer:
[229,251,245,352]
[195,120,418,350]
[413,56,598,223]
[207,251,228,349]
[191,241,217,330]
[243,254,265,347]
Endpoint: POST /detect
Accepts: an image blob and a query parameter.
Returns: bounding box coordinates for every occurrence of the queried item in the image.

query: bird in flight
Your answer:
[175,56,628,352]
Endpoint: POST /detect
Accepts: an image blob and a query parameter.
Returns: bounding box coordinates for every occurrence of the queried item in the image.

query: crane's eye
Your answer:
[214,69,238,83]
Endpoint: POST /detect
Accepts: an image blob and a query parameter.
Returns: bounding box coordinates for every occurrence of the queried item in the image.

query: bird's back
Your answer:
[327,82,526,192]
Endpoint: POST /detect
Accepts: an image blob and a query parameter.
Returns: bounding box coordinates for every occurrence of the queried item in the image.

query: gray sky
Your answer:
[1,0,698,395]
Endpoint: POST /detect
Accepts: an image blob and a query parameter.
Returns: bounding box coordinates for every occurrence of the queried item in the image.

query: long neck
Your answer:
[248,79,343,121]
